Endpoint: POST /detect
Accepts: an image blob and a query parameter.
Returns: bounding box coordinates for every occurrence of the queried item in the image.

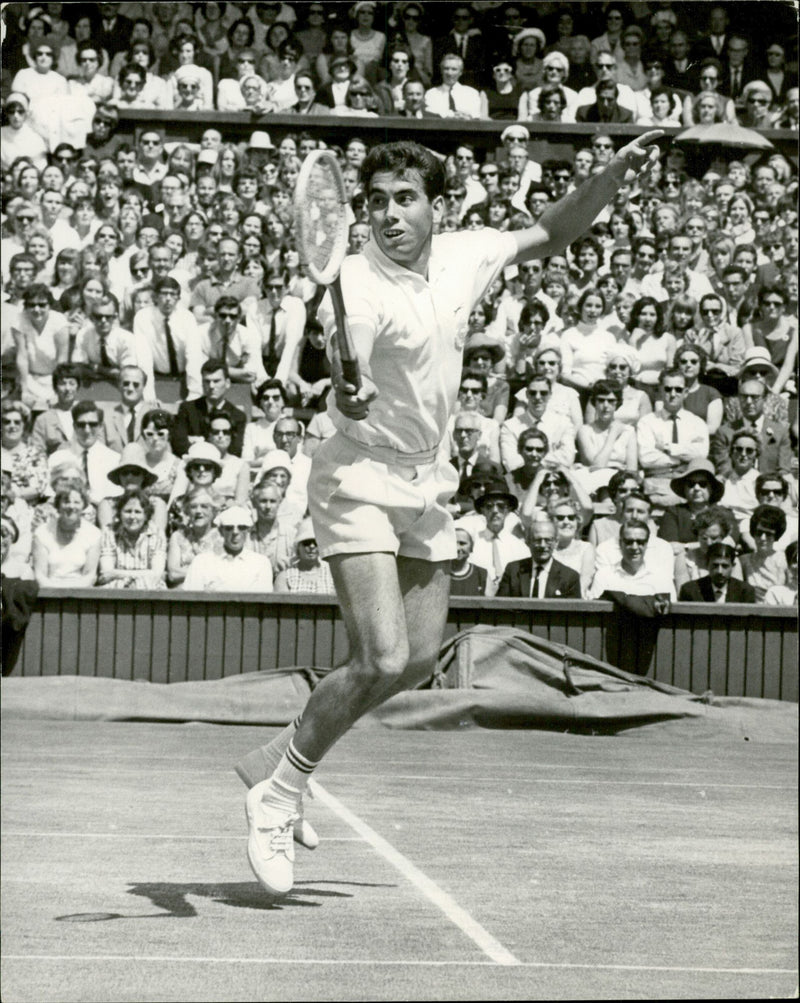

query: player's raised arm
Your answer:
[509,130,664,265]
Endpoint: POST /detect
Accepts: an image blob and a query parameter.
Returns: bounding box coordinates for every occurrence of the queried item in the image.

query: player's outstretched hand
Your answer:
[614,129,664,185]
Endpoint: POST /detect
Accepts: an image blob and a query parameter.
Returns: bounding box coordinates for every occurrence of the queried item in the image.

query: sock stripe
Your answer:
[286,741,318,774]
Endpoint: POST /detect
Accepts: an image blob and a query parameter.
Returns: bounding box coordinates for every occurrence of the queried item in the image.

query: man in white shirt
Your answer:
[641,234,714,302]
[73,293,138,382]
[424,55,481,119]
[457,484,530,596]
[183,505,274,592]
[133,277,197,392]
[590,520,676,599]
[187,296,264,400]
[245,270,306,388]
[501,374,576,471]
[49,401,121,506]
[39,190,80,256]
[594,491,677,583]
[575,54,638,117]
[637,368,709,504]
[132,128,168,188]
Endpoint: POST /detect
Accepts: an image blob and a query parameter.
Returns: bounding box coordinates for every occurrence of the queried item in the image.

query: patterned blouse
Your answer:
[5,442,49,501]
[275,563,336,595]
[99,524,167,588]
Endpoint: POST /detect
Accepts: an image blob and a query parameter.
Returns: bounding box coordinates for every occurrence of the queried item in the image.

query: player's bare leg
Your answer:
[246,552,451,894]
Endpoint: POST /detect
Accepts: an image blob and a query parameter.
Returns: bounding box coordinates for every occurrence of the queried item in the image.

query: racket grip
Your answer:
[341,358,362,390]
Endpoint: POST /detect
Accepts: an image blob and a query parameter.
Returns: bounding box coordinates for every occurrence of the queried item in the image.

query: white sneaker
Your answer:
[245,780,297,896]
[236,760,319,850]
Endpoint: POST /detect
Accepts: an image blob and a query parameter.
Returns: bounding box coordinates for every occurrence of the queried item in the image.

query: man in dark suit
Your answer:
[721,35,759,102]
[400,80,441,118]
[433,4,484,88]
[97,2,134,59]
[103,366,160,454]
[171,359,247,458]
[497,517,582,598]
[690,5,731,68]
[679,543,756,603]
[710,378,793,478]
[575,81,634,123]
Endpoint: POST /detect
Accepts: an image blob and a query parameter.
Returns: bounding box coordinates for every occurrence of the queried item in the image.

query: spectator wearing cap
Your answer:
[184,504,274,592]
[11,38,69,105]
[498,516,582,599]
[172,359,247,459]
[1,93,49,173]
[274,517,336,595]
[678,542,755,603]
[659,458,728,545]
[458,481,530,597]
[425,53,481,119]
[133,277,198,393]
[449,526,488,597]
[722,345,792,428]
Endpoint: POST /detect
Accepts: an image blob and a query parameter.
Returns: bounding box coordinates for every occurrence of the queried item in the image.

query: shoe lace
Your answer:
[265,817,295,855]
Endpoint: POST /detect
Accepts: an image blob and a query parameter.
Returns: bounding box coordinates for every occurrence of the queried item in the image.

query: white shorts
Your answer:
[307,432,460,562]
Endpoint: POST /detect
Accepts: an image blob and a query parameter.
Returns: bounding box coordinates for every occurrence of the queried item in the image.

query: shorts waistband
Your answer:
[338,430,440,467]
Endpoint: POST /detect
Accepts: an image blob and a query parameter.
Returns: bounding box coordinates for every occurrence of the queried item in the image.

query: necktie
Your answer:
[531,564,542,598]
[491,534,503,584]
[99,334,112,370]
[82,448,90,484]
[263,310,278,374]
[164,316,179,376]
[127,407,136,443]
[671,415,679,444]
[448,88,456,112]
[732,68,740,97]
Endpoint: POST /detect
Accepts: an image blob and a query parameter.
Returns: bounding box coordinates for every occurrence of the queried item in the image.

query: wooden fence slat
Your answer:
[149,604,171,684]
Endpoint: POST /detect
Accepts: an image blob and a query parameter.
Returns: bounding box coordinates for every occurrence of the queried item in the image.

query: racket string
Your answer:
[298,162,348,275]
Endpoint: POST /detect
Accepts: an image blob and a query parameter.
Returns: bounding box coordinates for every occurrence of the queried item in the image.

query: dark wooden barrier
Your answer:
[15,589,797,701]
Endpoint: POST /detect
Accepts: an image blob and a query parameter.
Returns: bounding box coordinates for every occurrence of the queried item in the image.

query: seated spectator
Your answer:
[30,363,82,456]
[711,377,793,479]
[133,277,197,391]
[458,481,529,597]
[102,366,159,454]
[183,504,274,592]
[559,290,618,398]
[31,457,95,535]
[480,57,523,121]
[740,505,789,601]
[463,335,510,424]
[168,441,224,532]
[245,268,307,388]
[172,359,247,459]
[501,374,577,472]
[576,79,634,123]
[285,318,331,411]
[762,542,798,606]
[31,485,101,587]
[673,344,724,436]
[771,86,799,129]
[575,379,638,495]
[1,399,49,504]
[628,297,676,394]
[497,516,581,599]
[49,401,120,507]
[166,486,223,588]
[450,411,492,489]
[547,496,595,595]
[188,296,263,399]
[660,458,728,545]
[636,368,710,505]
[202,410,251,506]
[518,51,578,121]
[683,64,737,126]
[166,37,214,110]
[274,518,336,595]
[140,409,181,505]
[1,463,34,570]
[681,506,743,582]
[242,379,289,474]
[744,474,797,552]
[719,430,762,530]
[585,349,651,428]
[741,290,798,399]
[449,526,488,597]
[247,479,296,574]
[507,304,561,398]
[520,465,594,531]
[1,93,49,173]
[11,284,69,413]
[425,54,481,119]
[97,488,167,589]
[678,542,756,603]
[739,81,775,131]
[590,519,676,601]
[98,444,166,533]
[506,429,548,507]
[588,470,643,546]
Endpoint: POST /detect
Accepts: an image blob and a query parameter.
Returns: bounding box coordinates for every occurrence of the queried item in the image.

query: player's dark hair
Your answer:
[360,141,446,202]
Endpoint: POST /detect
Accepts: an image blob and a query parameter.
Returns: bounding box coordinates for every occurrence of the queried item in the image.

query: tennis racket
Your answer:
[294,149,361,390]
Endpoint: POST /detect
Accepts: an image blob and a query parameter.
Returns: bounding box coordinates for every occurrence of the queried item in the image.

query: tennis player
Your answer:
[242,133,663,896]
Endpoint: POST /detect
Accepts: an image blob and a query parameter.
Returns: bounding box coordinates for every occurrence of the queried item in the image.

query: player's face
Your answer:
[367,169,442,274]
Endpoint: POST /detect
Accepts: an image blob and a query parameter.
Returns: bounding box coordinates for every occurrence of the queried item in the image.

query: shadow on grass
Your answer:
[55,878,397,921]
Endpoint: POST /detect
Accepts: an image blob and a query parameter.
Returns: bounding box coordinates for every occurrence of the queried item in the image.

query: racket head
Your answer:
[293,149,350,286]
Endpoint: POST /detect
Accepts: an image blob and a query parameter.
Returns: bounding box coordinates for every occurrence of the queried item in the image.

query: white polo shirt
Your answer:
[318,230,517,456]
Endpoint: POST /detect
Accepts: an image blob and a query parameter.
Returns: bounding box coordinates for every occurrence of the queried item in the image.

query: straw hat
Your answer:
[184,441,223,477]
[109,443,157,488]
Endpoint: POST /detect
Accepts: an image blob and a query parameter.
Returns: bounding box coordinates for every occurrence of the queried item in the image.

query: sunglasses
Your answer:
[216,311,240,319]
[527,390,549,398]
[190,462,216,472]
[222,524,250,532]
[731,446,757,455]
[75,420,100,428]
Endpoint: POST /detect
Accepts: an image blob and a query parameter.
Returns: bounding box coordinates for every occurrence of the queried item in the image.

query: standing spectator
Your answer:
[678,542,756,603]
[31,485,101,587]
[183,504,274,592]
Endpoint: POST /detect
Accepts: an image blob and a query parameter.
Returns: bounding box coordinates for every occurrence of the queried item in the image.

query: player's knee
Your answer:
[354,640,409,686]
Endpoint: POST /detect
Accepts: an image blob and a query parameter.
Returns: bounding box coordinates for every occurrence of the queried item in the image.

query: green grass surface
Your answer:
[2,720,797,1001]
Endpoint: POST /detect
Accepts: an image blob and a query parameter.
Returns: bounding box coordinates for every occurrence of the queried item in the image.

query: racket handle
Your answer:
[330,277,361,391]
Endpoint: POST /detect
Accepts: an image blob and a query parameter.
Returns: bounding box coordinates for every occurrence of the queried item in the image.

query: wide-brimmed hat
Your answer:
[216,504,254,528]
[184,441,223,477]
[738,346,779,383]
[464,332,505,365]
[258,449,293,478]
[248,130,275,150]
[109,443,158,488]
[474,481,519,513]
[512,27,546,56]
[329,55,358,75]
[670,458,724,503]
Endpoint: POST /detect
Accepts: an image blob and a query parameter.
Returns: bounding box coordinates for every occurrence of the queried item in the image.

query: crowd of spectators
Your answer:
[0,2,797,612]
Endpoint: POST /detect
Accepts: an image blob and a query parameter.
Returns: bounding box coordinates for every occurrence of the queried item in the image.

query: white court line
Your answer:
[2,764,794,791]
[0,832,362,841]
[308,779,520,968]
[2,955,796,975]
